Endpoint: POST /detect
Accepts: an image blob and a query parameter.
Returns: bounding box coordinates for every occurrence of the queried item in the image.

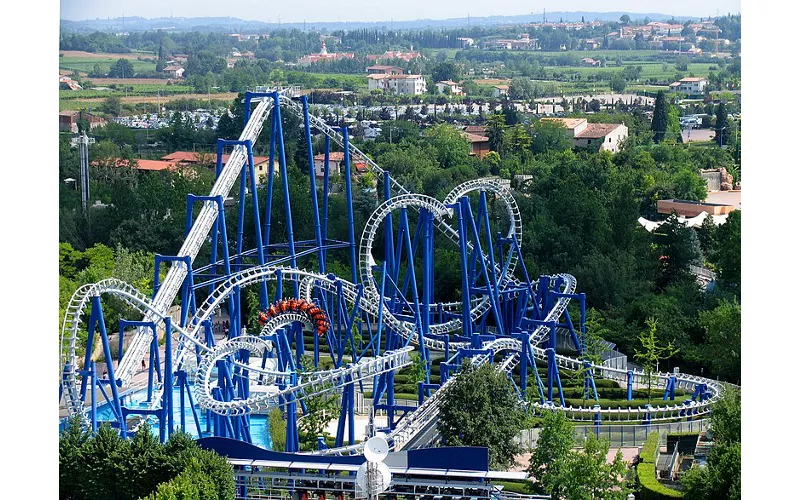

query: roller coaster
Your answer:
[59,86,726,457]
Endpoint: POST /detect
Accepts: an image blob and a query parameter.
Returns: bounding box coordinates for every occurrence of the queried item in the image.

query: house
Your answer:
[366,47,423,63]
[297,42,355,66]
[463,125,488,135]
[59,111,106,133]
[435,80,464,95]
[161,151,278,183]
[368,74,427,95]
[581,57,600,67]
[669,77,708,96]
[584,39,600,49]
[59,75,82,90]
[485,34,539,50]
[163,65,185,79]
[493,85,509,97]
[540,118,629,153]
[460,132,490,159]
[312,152,368,178]
[366,65,404,75]
[457,37,475,48]
[92,158,178,172]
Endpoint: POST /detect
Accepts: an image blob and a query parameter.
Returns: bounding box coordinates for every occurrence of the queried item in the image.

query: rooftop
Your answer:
[574,123,624,139]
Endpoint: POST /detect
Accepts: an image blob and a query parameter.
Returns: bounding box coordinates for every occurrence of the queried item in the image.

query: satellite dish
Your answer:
[363,435,389,463]
[356,462,391,496]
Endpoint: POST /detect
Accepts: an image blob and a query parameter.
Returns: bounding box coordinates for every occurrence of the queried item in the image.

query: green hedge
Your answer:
[636,432,685,499]
[493,481,532,494]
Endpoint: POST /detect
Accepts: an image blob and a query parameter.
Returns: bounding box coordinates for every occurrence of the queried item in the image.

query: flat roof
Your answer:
[238,459,528,480]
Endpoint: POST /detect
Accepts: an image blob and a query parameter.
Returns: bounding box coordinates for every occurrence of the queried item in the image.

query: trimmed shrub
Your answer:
[637,431,685,499]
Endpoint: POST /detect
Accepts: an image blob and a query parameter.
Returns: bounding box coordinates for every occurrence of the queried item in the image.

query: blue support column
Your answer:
[301,96,326,274]
[273,93,299,297]
[342,127,358,285]
[89,296,126,438]
[164,317,174,440]
[627,370,634,401]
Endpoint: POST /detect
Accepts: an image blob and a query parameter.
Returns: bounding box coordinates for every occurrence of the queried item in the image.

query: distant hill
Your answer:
[60,11,703,33]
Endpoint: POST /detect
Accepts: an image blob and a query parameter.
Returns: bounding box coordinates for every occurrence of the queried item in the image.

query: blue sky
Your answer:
[60,0,741,23]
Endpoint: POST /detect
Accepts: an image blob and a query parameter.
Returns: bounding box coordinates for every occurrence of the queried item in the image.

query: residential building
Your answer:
[368,74,427,95]
[435,80,464,95]
[583,39,600,49]
[366,47,423,63]
[59,75,82,90]
[161,151,278,183]
[669,77,708,96]
[92,158,178,172]
[457,37,475,48]
[366,65,404,75]
[485,34,539,50]
[460,132,490,159]
[312,152,368,178]
[493,85,509,97]
[581,57,601,67]
[163,65,185,79]
[59,111,106,133]
[297,42,355,66]
[540,118,629,153]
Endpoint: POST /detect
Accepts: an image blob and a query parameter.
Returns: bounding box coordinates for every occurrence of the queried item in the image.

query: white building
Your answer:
[492,85,509,97]
[368,74,427,95]
[435,80,463,95]
[540,118,629,153]
[669,77,708,96]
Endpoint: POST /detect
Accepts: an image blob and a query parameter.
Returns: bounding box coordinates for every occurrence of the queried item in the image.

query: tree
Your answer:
[681,388,741,499]
[715,102,732,146]
[698,299,741,383]
[108,58,134,78]
[610,73,626,93]
[437,362,526,468]
[101,95,123,116]
[431,62,459,83]
[155,40,165,73]
[486,113,507,155]
[530,119,571,155]
[633,318,678,405]
[529,411,629,499]
[675,55,690,71]
[619,14,631,24]
[652,91,669,143]
[711,210,740,294]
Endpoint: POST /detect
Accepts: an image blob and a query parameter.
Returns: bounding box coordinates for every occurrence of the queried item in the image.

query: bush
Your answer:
[636,431,685,499]
[59,418,234,500]
[268,407,286,451]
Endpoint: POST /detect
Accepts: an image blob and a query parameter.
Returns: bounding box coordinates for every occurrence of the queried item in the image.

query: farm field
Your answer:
[59,92,239,112]
[60,84,196,100]
[59,50,155,59]
[59,53,157,75]
[542,62,716,80]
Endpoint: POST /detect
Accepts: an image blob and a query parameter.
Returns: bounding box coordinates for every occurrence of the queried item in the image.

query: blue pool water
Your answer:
[64,383,273,450]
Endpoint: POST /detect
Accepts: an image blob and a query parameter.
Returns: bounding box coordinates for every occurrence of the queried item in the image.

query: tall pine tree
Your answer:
[651,90,669,143]
[155,40,165,73]
[715,101,730,146]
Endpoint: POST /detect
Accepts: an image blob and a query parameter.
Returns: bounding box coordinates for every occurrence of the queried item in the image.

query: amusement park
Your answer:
[54,84,739,499]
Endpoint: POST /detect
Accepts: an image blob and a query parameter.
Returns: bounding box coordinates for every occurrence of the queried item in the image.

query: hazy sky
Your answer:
[61,0,741,23]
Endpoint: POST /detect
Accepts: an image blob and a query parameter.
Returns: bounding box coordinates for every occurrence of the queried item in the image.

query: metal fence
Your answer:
[516,419,708,449]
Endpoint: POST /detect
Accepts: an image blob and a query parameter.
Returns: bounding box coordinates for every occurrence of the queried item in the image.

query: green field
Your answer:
[59,56,157,75]
[543,62,716,80]
[60,84,195,100]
